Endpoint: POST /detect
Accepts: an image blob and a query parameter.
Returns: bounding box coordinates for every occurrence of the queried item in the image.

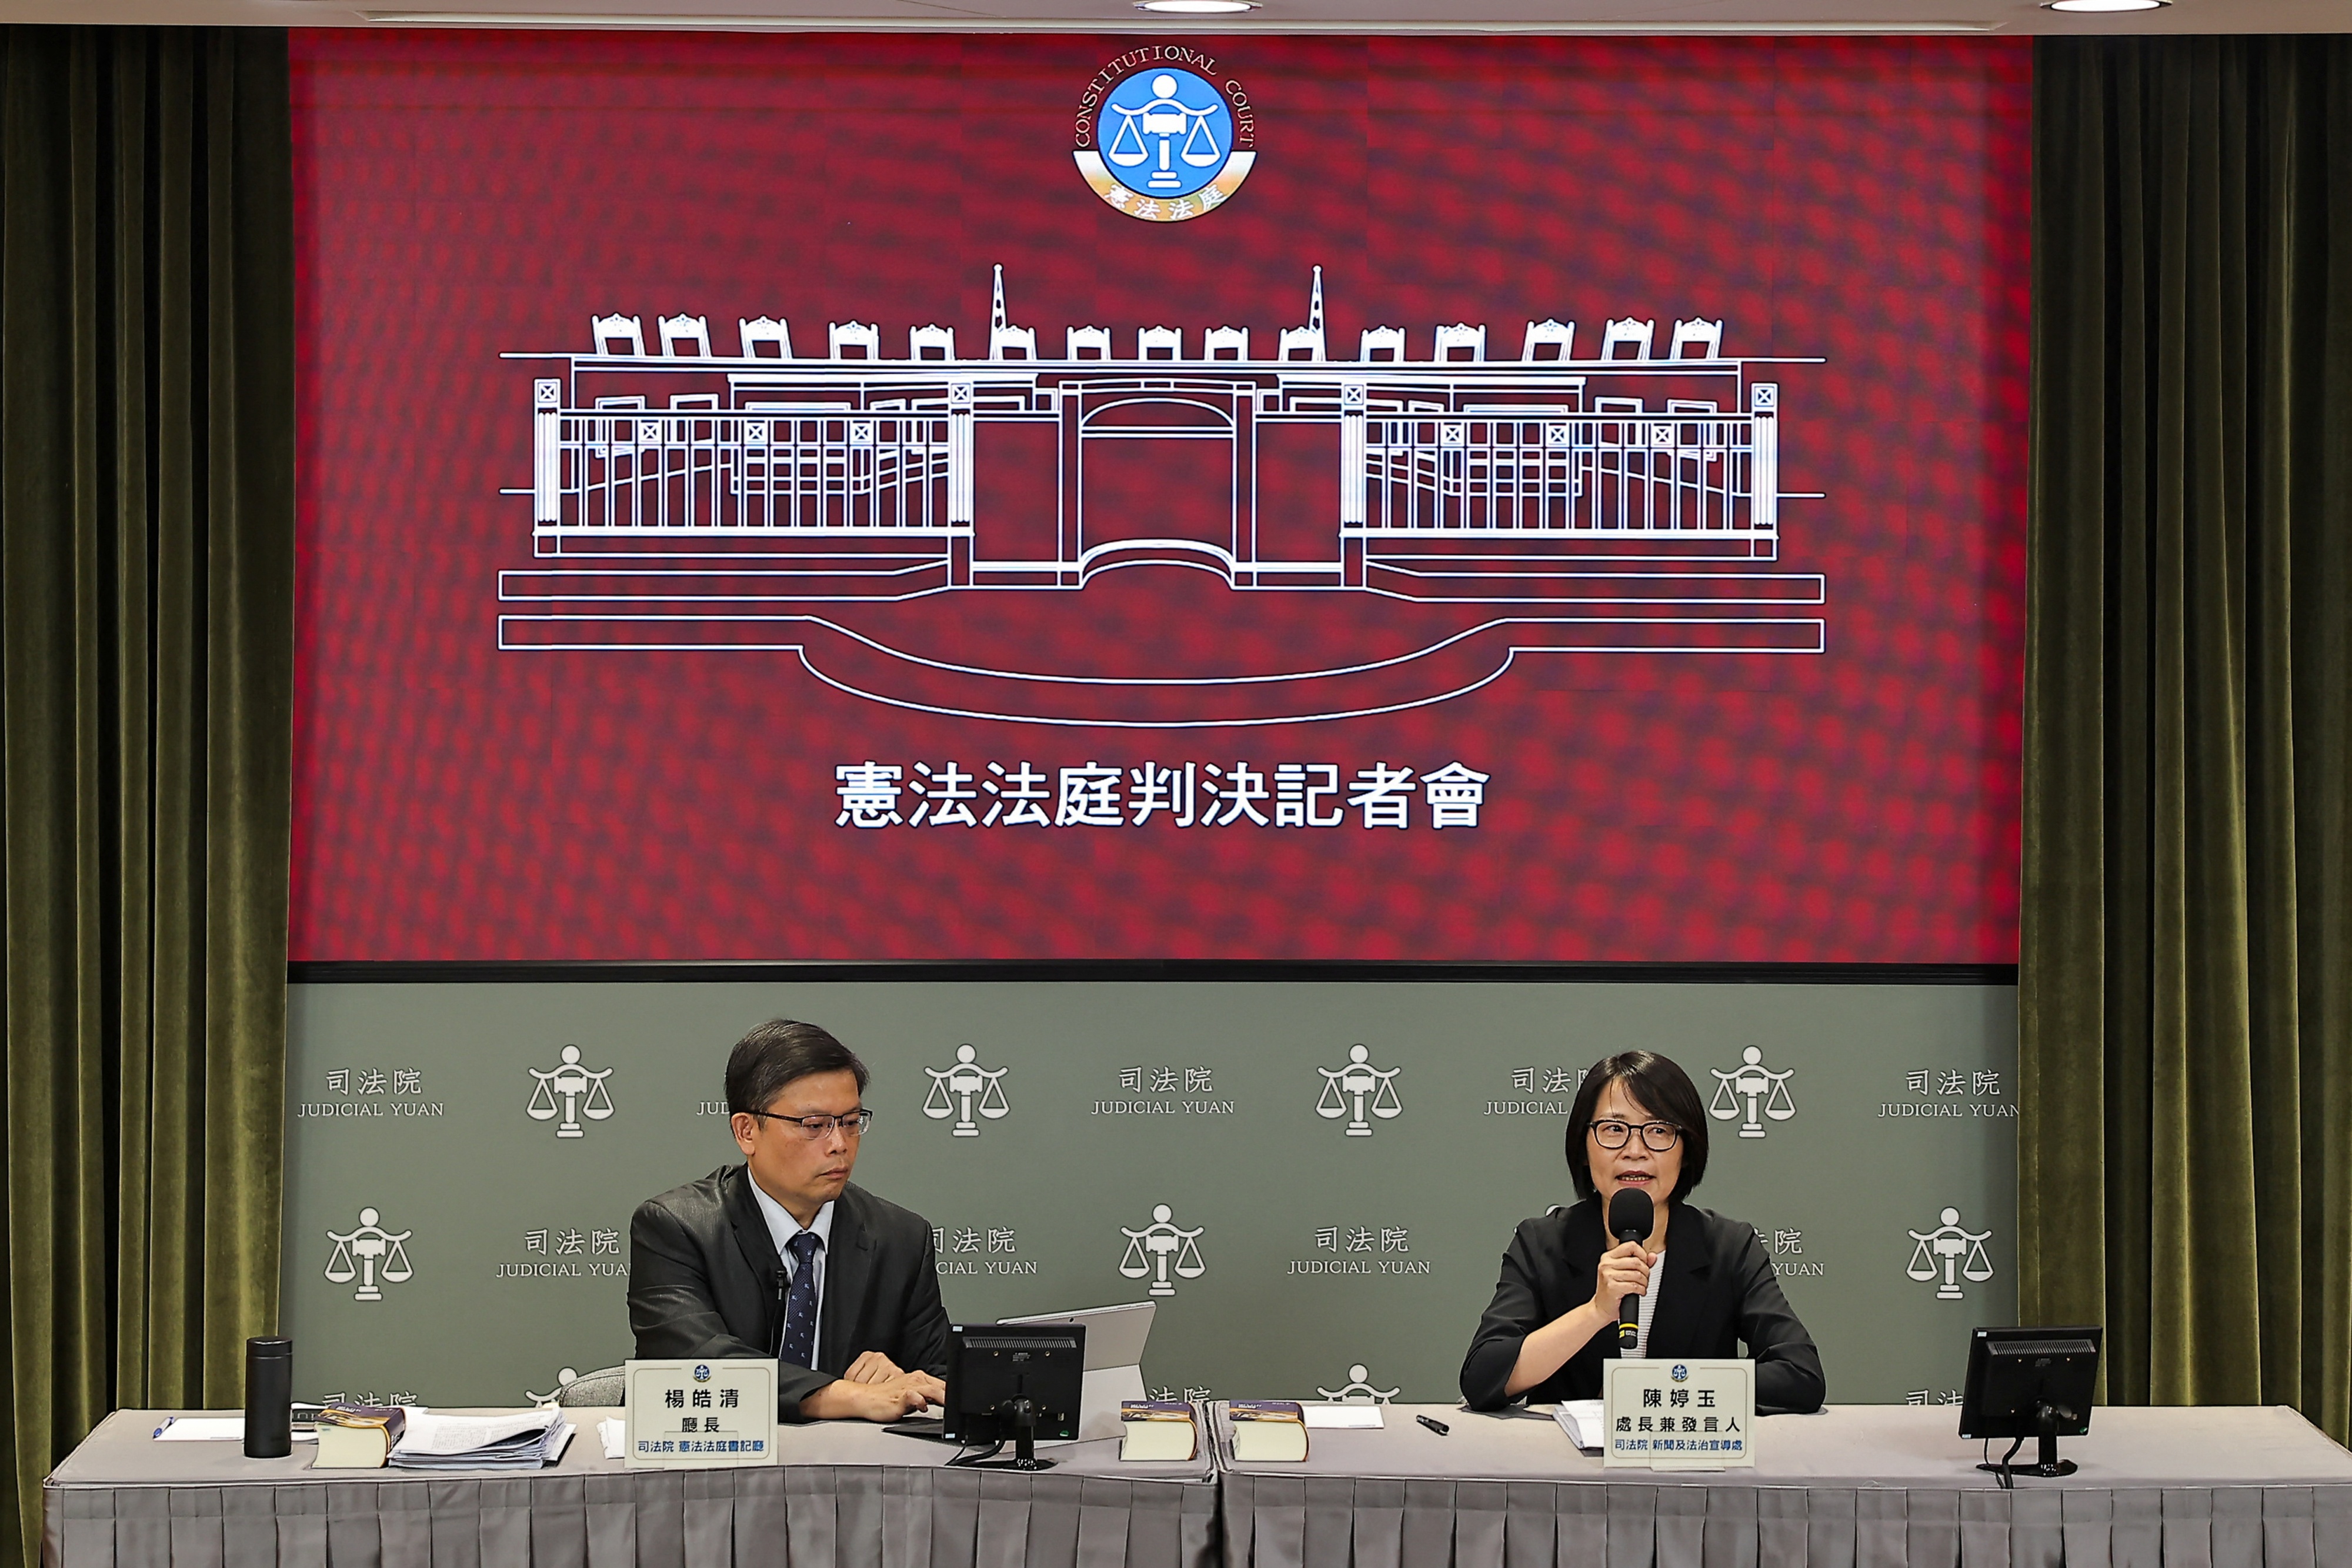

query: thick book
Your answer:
[313,1404,407,1469]
[1226,1400,1308,1463]
[1118,1400,1197,1463]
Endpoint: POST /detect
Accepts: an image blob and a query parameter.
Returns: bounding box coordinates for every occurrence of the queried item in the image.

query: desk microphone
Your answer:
[1607,1188,1654,1354]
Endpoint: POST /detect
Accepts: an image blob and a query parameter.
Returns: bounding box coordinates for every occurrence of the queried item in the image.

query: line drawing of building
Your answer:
[496,268,1827,725]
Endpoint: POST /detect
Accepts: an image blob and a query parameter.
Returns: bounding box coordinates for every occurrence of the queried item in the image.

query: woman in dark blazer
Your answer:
[1460,1051,1825,1414]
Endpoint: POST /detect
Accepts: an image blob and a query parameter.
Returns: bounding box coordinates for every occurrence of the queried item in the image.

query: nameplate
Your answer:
[624,1359,778,1468]
[1600,1358,1754,1470]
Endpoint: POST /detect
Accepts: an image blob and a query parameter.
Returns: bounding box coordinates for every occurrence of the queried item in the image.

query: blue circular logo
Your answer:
[693,1363,712,1382]
[1100,69,1233,201]
[1670,1364,1690,1382]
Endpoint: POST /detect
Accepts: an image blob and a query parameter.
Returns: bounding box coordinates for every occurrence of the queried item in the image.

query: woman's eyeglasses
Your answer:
[1588,1117,1681,1152]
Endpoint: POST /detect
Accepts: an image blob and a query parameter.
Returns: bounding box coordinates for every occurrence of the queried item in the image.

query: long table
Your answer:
[47,1403,2352,1567]
[1212,1403,2352,1568]
[44,1412,1219,1568]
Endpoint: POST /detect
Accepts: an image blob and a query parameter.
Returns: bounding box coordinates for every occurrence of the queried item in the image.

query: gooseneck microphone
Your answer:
[1606,1188,1654,1353]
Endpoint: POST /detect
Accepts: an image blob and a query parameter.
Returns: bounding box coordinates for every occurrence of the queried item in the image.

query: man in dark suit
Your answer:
[629,1019,949,1421]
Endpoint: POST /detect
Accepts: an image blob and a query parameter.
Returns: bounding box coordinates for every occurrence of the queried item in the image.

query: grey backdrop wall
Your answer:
[281,980,2014,1410]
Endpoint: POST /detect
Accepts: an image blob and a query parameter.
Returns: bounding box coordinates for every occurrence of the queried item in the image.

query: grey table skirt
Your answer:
[1212,1404,2352,1568]
[45,1413,1220,1568]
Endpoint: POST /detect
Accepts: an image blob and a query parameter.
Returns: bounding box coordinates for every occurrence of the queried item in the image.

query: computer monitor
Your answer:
[940,1323,1086,1471]
[1957,1325,2103,1480]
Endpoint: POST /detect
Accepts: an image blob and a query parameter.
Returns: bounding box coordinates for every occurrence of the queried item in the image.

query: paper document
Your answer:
[598,1418,626,1460]
[1302,1404,1384,1430]
[151,1417,314,1443]
[394,1410,561,1457]
[1554,1400,1605,1453]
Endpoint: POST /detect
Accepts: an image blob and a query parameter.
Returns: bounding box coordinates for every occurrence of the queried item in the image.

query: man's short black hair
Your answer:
[726,1019,869,1116]
[1563,1050,1710,1203]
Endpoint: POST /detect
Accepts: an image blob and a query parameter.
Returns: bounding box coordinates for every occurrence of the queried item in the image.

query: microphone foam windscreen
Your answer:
[1607,1187,1654,1241]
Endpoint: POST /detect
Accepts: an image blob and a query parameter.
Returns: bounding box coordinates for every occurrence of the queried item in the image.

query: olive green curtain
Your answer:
[2021,35,2352,1443]
[0,25,293,1566]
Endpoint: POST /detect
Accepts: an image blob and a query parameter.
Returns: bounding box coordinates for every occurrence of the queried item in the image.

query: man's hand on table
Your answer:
[799,1356,948,1422]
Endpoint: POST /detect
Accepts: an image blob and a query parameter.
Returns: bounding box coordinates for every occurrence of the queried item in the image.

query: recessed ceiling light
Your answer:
[2044,0,2167,9]
[1135,1,1260,13]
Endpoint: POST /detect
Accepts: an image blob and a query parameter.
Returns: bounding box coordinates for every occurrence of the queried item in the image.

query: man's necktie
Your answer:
[779,1230,822,1369]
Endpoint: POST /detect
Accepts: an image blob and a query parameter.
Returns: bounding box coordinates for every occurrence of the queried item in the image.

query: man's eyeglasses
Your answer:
[1589,1117,1682,1152]
[745,1109,875,1140]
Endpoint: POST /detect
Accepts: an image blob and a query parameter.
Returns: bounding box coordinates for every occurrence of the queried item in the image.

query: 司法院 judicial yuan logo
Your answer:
[526,1045,615,1139]
[1906,1207,1994,1301]
[1119,1204,1206,1297]
[325,1207,415,1303]
[1708,1047,1796,1139]
[1315,1045,1402,1136]
[922,1044,1010,1137]
[1073,51,1256,222]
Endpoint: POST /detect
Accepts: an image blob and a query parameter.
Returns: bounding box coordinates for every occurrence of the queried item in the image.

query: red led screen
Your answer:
[289,31,2029,963]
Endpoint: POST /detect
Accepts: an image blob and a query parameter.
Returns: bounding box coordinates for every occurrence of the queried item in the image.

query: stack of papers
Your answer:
[1554,1400,1605,1453]
[389,1410,573,1472]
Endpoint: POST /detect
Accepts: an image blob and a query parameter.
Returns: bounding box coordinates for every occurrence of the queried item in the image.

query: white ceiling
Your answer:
[5,0,2346,36]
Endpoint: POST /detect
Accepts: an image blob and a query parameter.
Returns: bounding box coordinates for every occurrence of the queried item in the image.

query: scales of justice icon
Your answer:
[325,1207,415,1302]
[1119,1205,1206,1297]
[526,1045,616,1138]
[1707,1046,1797,1138]
[921,1044,1010,1136]
[1316,1045,1403,1136]
[1316,1365,1401,1404]
[1906,1207,1995,1300]
[1103,73,1223,192]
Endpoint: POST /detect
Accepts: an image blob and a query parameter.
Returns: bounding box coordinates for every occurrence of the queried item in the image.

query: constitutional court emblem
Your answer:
[922,1044,1010,1137]
[526,1044,616,1138]
[1315,1044,1402,1136]
[1708,1046,1796,1139]
[1906,1207,1995,1301]
[325,1207,415,1303]
[1119,1204,1207,1298]
[1072,54,1256,222]
[1317,1364,1400,1404]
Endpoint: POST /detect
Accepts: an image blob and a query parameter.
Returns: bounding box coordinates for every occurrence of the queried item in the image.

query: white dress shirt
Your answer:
[748,1180,835,1366]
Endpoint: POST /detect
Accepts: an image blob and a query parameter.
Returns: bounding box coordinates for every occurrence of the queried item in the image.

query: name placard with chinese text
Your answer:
[1602,1358,1754,1470]
[623,1359,776,1469]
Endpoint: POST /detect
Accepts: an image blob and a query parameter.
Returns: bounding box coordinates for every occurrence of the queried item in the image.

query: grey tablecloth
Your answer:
[45,1411,1219,1568]
[1213,1403,2352,1568]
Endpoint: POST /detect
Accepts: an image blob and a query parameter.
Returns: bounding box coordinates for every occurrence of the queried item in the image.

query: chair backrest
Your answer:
[591,313,645,356]
[1138,326,1183,361]
[738,316,793,359]
[554,1366,627,1409]
[829,321,880,361]
[1358,325,1406,362]
[1522,318,1576,361]
[909,323,956,361]
[990,323,1038,361]
[658,314,710,357]
[1277,325,1326,362]
[1066,325,1113,360]
[1203,325,1249,361]
[1601,318,1655,360]
[1433,323,1486,363]
[1668,318,1724,360]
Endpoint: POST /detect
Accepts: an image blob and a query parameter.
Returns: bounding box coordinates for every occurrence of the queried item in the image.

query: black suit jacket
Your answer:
[628,1165,950,1417]
[1459,1197,1825,1415]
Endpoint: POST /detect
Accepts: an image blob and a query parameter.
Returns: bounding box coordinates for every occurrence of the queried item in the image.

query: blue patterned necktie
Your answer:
[779,1230,823,1369]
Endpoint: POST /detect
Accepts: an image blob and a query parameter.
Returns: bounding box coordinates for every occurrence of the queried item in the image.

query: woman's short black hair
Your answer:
[1563,1051,1710,1203]
[726,1019,869,1116]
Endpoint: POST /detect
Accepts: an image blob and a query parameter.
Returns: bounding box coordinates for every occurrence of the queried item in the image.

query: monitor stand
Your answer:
[1976,1402,2079,1480]
[950,1397,1059,1472]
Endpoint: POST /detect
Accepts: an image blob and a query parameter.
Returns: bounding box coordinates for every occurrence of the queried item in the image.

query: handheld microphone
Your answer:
[1606,1188,1654,1354]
